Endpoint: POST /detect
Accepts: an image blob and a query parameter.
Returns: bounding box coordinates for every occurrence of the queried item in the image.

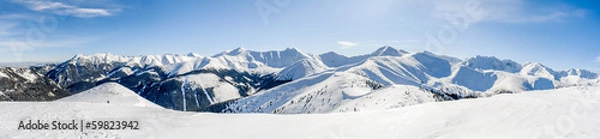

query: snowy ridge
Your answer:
[213,47,315,68]
[57,82,162,108]
[370,45,409,56]
[276,59,330,80]
[69,53,202,68]
[462,55,522,73]
[520,62,560,79]
[318,46,409,67]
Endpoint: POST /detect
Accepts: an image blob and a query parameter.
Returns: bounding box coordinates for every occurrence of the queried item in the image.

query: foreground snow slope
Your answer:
[1,85,599,138]
[57,83,162,109]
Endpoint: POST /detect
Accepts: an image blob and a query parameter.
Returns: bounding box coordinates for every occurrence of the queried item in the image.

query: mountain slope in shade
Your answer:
[42,48,308,111]
[47,53,203,88]
[57,82,161,108]
[0,67,71,101]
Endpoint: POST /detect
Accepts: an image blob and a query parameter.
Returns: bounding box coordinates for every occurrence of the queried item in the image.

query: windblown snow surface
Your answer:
[1,84,600,138]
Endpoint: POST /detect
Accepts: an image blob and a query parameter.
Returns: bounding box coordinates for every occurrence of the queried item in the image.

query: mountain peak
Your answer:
[371,46,408,56]
[284,47,299,51]
[234,47,247,51]
[523,62,546,67]
[420,50,436,56]
[563,68,598,79]
[185,52,202,57]
[320,51,346,57]
[282,47,308,55]
[72,54,85,59]
[221,47,249,56]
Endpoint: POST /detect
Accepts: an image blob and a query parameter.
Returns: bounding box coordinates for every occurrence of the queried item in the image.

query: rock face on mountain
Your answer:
[0,67,71,101]
[1,46,598,113]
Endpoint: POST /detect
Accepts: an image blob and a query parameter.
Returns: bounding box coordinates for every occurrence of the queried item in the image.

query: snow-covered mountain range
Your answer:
[1,46,598,113]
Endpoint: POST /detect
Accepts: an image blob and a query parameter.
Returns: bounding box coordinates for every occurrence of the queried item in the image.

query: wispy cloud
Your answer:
[0,39,90,49]
[0,22,19,36]
[0,14,36,20]
[337,41,359,49]
[0,14,38,37]
[493,9,587,23]
[0,1,115,52]
[430,0,587,24]
[11,0,117,18]
[0,36,94,62]
[596,55,600,63]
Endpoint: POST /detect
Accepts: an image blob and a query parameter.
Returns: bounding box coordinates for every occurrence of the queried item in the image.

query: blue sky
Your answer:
[0,0,599,72]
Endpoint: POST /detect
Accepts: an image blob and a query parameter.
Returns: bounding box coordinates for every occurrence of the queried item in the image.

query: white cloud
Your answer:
[337,41,359,49]
[495,9,587,23]
[0,36,93,62]
[12,0,114,18]
[596,55,600,63]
